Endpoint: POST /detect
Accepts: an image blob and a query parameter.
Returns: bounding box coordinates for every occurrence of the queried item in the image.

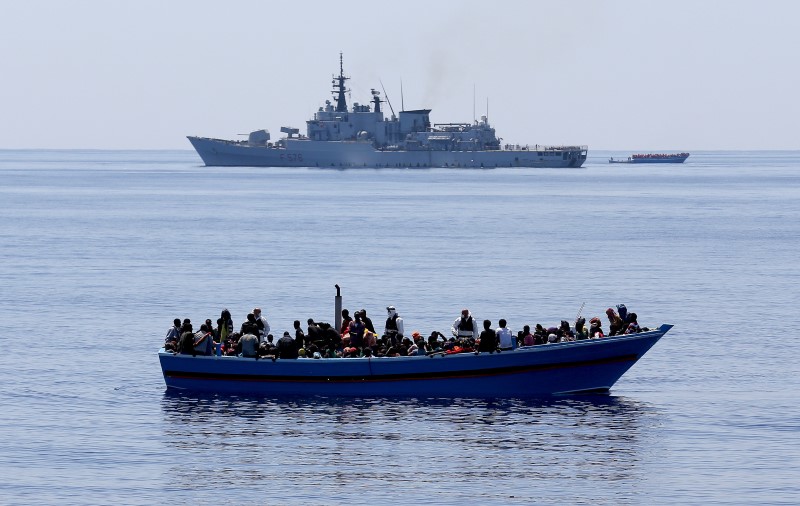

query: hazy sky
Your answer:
[2,0,798,150]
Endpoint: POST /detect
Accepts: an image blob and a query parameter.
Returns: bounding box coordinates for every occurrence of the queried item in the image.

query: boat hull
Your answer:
[159,324,671,397]
[187,136,587,169]
[609,155,689,164]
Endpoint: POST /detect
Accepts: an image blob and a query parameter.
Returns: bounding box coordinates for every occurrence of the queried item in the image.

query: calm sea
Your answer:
[0,150,798,505]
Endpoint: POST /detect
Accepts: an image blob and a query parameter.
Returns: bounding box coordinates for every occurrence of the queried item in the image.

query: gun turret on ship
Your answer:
[187,54,588,168]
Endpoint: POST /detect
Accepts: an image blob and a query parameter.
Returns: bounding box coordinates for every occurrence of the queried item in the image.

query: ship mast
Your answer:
[332,52,350,113]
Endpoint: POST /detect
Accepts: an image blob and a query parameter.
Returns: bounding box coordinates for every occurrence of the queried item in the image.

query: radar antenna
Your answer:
[332,52,350,113]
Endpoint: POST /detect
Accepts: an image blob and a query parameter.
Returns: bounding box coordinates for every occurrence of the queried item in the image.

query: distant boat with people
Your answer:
[609,152,690,164]
[158,288,672,397]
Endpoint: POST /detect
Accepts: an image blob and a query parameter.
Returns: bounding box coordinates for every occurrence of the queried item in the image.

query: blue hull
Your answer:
[159,325,671,397]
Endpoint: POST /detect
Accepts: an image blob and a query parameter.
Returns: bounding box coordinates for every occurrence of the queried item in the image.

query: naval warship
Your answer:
[188,55,588,168]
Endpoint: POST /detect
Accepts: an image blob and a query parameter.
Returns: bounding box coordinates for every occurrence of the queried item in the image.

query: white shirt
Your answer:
[496,326,514,349]
[255,314,270,342]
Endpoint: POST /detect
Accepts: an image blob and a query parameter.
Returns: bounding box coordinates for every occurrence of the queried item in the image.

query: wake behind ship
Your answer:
[188,55,587,169]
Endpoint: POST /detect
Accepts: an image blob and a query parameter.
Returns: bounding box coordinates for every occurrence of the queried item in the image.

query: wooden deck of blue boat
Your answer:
[159,324,672,397]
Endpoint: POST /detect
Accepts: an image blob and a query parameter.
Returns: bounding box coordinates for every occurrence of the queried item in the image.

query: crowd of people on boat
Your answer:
[631,153,689,159]
[163,304,647,359]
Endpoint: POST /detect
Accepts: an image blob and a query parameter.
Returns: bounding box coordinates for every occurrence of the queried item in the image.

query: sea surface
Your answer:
[1,150,798,505]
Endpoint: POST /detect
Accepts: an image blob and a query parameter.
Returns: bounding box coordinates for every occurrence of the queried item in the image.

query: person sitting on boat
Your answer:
[533,324,548,345]
[253,307,270,343]
[427,331,444,352]
[559,320,576,342]
[624,313,641,334]
[164,318,182,352]
[240,313,260,337]
[237,331,259,358]
[276,331,298,359]
[259,333,278,357]
[384,306,404,345]
[178,320,195,354]
[574,317,588,340]
[589,317,605,339]
[517,325,534,347]
[605,308,625,336]
[193,323,215,356]
[496,319,515,350]
[477,320,499,353]
[452,309,478,340]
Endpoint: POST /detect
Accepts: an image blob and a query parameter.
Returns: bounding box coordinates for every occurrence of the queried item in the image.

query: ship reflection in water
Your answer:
[160,392,657,497]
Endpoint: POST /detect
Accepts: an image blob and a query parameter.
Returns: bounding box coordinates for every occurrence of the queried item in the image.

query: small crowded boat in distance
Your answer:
[158,289,672,397]
[609,152,690,164]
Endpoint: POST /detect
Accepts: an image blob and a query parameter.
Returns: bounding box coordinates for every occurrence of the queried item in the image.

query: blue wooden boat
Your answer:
[609,153,689,164]
[158,324,672,397]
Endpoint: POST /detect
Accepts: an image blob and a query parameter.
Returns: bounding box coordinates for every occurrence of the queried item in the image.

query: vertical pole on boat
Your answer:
[335,284,342,333]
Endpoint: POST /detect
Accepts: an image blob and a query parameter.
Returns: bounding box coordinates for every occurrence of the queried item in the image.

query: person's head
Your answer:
[294,320,301,329]
[590,317,601,327]
[387,306,396,317]
[629,312,638,322]
[253,307,262,317]
[245,313,254,323]
[173,318,181,327]
[483,319,491,330]
[342,309,350,318]
[221,309,231,321]
[200,323,208,332]
[183,318,191,326]
[461,309,469,318]
[283,331,290,338]
[523,325,530,333]
[360,309,367,317]
[205,318,212,328]
[182,322,193,333]
[606,308,616,318]
[267,334,274,342]
[307,318,314,325]
[412,330,421,341]
[499,319,507,328]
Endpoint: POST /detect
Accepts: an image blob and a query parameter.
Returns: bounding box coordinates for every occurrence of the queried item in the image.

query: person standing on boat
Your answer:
[348,313,366,349]
[359,309,376,334]
[452,309,478,340]
[340,309,353,335]
[384,306,404,345]
[253,307,270,343]
[293,320,305,349]
[240,313,260,337]
[217,309,234,344]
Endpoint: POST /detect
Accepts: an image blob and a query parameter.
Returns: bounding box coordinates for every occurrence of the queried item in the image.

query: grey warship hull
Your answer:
[188,54,587,169]
[188,136,587,168]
